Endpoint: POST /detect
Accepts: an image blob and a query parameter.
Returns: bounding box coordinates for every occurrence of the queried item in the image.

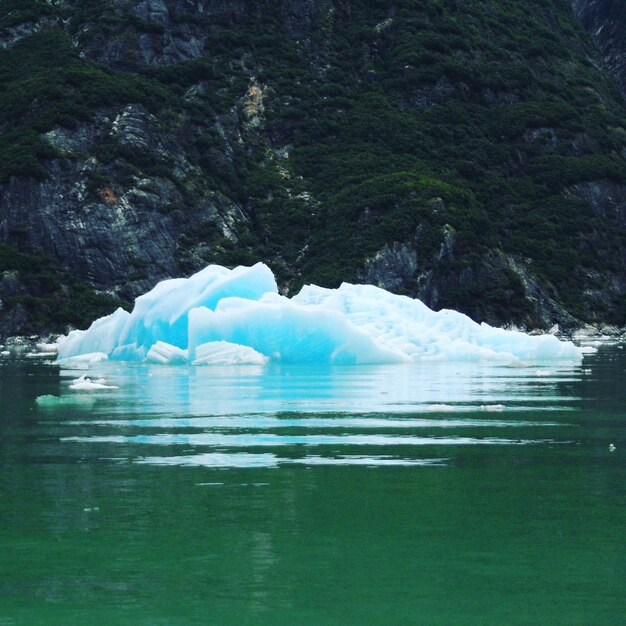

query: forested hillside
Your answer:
[1,0,625,336]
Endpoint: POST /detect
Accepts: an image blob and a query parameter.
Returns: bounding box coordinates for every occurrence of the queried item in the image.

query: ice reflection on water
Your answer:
[55,360,583,415]
[41,360,584,469]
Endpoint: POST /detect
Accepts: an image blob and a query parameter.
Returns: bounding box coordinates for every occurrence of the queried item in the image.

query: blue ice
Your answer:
[57,263,585,365]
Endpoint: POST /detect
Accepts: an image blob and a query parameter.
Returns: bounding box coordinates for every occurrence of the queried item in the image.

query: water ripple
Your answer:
[60,416,561,429]
[47,360,581,469]
[62,433,549,447]
[134,453,449,468]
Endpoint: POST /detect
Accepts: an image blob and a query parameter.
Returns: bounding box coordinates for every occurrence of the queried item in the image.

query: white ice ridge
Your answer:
[57,262,585,365]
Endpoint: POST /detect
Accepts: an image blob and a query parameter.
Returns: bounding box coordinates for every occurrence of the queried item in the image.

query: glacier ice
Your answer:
[146,341,188,365]
[57,262,585,365]
[191,341,269,366]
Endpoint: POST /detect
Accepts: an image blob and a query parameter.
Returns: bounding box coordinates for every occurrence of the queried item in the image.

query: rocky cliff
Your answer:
[572,0,626,100]
[1,0,625,336]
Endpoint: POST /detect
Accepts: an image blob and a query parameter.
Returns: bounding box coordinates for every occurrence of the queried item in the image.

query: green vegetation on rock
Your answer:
[0,0,625,335]
[0,244,129,334]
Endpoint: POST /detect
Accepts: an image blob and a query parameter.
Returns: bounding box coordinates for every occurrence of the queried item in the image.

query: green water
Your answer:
[1,348,624,625]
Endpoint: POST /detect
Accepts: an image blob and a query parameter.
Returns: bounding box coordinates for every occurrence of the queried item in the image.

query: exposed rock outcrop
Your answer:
[571,0,626,99]
[0,102,249,299]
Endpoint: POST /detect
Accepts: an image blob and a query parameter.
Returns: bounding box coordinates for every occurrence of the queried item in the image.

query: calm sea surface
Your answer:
[1,346,624,624]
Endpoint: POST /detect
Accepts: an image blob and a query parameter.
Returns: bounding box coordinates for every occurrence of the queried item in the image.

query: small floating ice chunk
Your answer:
[36,394,96,408]
[37,342,59,353]
[69,375,118,391]
[192,341,269,366]
[580,346,598,354]
[145,341,188,365]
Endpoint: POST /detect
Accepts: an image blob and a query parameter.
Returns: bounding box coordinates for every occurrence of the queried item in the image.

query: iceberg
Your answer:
[57,262,585,364]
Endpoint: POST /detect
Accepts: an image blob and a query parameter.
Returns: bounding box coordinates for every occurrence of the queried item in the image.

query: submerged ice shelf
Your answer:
[57,263,586,365]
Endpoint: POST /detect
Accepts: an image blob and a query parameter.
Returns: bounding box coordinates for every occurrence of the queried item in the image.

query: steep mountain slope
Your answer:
[572,0,626,99]
[1,0,625,336]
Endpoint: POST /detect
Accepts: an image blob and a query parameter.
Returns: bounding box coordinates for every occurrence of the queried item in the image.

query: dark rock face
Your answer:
[1,160,179,293]
[0,103,249,299]
[571,180,626,227]
[359,242,418,292]
[0,21,47,49]
[571,0,626,99]
[75,0,231,69]
[0,270,29,337]
[77,0,330,69]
